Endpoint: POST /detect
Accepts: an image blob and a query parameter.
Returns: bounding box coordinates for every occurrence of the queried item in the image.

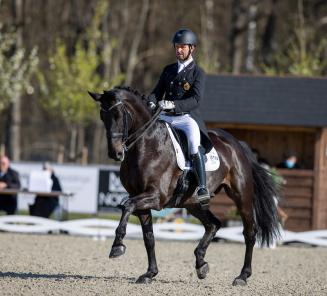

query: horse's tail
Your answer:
[239,141,281,247]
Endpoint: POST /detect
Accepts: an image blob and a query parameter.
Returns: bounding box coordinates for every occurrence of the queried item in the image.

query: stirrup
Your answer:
[195,187,210,210]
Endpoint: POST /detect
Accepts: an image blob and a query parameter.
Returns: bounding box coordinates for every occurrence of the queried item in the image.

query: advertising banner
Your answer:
[12,163,99,213]
[11,163,126,214]
[97,169,127,210]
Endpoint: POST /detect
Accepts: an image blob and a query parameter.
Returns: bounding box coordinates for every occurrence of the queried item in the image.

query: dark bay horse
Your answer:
[88,86,280,286]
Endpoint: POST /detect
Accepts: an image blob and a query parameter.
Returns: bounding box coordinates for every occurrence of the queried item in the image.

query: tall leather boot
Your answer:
[191,150,210,210]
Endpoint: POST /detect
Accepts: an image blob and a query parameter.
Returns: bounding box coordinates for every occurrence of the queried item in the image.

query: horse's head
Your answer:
[88,87,150,162]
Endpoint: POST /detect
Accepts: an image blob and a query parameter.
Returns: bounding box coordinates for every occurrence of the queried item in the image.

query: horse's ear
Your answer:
[88,91,102,101]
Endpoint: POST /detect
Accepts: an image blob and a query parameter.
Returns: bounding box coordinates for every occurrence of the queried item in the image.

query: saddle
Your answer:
[164,122,220,172]
[162,122,220,207]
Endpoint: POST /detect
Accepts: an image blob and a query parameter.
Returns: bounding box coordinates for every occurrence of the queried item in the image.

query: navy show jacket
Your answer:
[148,61,212,153]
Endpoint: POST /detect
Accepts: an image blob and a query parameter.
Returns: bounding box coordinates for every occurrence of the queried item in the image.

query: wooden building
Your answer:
[202,74,327,231]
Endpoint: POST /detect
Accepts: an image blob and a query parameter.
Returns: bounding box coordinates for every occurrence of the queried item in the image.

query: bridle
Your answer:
[101,101,130,143]
[100,100,162,156]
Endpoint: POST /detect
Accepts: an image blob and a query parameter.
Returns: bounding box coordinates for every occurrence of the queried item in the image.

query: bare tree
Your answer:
[245,0,259,72]
[125,0,149,85]
[200,0,220,74]
[230,0,248,74]
[10,0,23,160]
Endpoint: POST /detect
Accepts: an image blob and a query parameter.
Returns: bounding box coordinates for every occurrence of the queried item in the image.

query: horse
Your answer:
[88,86,280,286]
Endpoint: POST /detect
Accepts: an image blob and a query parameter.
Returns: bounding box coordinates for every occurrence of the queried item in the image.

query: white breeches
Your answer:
[160,113,200,155]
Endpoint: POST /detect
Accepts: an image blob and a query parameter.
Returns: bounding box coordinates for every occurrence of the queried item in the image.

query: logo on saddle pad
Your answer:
[165,123,220,171]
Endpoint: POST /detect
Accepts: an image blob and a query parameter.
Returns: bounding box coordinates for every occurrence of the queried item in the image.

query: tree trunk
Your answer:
[91,121,103,163]
[69,125,77,162]
[77,123,85,163]
[261,0,278,66]
[111,0,129,79]
[230,0,250,74]
[200,0,218,74]
[245,0,258,73]
[125,0,149,85]
[10,0,24,160]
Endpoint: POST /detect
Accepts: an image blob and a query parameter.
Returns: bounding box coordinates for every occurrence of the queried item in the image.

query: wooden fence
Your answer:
[210,169,314,231]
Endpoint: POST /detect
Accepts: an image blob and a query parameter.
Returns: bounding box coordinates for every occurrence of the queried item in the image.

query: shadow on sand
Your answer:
[0,271,135,282]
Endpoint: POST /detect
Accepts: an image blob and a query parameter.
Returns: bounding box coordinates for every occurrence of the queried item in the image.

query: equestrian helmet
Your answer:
[171,29,197,45]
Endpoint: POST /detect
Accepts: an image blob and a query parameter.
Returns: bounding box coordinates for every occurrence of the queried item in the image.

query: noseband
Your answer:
[100,100,162,153]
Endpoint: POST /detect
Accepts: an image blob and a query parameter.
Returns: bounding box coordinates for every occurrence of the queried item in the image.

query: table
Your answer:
[0,189,73,220]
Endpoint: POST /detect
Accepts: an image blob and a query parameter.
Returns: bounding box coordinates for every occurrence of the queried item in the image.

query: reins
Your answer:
[123,106,162,151]
[101,101,162,152]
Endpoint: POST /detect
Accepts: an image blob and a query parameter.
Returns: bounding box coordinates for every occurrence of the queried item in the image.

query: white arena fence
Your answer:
[0,215,326,247]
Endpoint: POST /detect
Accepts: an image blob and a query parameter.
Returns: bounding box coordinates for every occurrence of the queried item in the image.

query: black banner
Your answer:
[98,169,127,210]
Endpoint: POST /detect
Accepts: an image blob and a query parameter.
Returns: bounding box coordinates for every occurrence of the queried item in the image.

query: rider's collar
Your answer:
[177,56,193,73]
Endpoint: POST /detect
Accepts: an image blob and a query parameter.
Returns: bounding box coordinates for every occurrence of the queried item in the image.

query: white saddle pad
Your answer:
[165,123,220,171]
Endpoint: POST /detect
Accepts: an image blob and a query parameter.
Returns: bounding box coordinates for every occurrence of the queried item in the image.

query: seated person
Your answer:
[0,155,21,215]
[29,162,62,218]
[277,151,301,169]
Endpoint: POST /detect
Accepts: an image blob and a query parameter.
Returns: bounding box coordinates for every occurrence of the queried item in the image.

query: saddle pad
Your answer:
[165,123,220,171]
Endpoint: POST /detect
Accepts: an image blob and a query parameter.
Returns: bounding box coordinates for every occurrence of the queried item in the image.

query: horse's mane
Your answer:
[113,86,147,102]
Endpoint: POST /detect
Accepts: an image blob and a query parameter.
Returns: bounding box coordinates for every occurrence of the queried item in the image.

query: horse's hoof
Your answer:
[109,244,126,258]
[136,275,152,284]
[196,262,209,279]
[232,277,247,286]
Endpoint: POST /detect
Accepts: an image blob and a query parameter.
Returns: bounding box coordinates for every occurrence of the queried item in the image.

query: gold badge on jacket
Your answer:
[183,82,191,91]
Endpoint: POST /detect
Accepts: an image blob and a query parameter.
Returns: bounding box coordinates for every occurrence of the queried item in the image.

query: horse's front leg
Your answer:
[187,206,221,280]
[135,210,158,284]
[109,198,135,258]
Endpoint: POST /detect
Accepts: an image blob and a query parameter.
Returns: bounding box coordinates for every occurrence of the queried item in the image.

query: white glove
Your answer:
[158,100,175,110]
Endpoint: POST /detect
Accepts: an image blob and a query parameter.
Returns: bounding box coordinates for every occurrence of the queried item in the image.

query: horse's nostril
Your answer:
[116,151,125,161]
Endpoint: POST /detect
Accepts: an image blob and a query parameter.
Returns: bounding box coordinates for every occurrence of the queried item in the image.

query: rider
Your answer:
[147,28,213,210]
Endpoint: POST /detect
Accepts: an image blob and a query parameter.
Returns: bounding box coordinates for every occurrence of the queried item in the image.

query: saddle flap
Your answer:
[165,123,220,172]
[168,124,190,159]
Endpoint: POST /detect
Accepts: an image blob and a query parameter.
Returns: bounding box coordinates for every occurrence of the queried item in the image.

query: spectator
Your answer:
[0,155,21,214]
[277,151,301,169]
[29,162,62,218]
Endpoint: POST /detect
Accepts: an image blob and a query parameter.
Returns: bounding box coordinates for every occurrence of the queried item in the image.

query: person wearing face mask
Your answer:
[147,28,213,210]
[277,152,301,169]
[0,155,21,214]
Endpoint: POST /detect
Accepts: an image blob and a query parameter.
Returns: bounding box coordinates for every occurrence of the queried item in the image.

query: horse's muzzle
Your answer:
[109,150,125,162]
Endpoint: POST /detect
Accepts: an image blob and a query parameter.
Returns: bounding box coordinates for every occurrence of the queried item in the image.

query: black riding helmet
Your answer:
[171,29,197,45]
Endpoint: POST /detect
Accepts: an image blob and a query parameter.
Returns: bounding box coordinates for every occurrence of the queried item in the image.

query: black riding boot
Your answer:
[191,150,210,210]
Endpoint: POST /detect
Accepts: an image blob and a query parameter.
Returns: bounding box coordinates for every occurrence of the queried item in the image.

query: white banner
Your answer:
[11,163,103,214]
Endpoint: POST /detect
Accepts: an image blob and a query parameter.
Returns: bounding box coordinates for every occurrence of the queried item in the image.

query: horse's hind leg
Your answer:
[233,209,256,286]
[109,199,135,258]
[187,206,222,279]
[135,210,158,284]
[225,186,257,286]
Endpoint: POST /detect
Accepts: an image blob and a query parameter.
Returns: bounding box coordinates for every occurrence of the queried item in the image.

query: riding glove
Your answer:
[158,100,175,110]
